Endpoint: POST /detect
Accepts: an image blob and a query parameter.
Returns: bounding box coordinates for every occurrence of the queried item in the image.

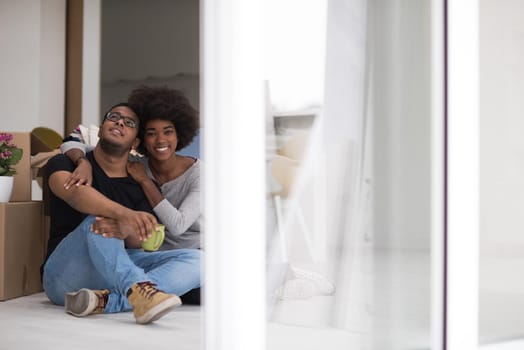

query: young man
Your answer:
[42,103,201,324]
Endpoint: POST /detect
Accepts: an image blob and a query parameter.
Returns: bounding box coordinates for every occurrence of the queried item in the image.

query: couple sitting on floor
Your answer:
[42,86,203,324]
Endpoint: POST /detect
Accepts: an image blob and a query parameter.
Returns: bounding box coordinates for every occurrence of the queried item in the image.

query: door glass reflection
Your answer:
[264,1,433,349]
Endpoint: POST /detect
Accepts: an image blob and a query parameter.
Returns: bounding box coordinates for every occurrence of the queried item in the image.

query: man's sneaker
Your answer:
[65,288,110,317]
[127,281,181,324]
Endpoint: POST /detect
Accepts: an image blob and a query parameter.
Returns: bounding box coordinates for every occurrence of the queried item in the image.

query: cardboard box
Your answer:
[10,132,31,202]
[0,201,44,301]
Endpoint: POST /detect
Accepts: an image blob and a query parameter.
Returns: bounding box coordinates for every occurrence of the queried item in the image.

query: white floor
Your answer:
[0,292,202,350]
[3,250,524,350]
[1,292,364,350]
[481,339,524,350]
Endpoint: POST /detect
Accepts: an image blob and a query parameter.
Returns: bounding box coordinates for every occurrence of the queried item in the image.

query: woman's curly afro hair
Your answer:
[128,85,199,153]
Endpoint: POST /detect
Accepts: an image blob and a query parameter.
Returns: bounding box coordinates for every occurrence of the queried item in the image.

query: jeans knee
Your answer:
[43,277,65,306]
[186,248,203,263]
[185,249,202,285]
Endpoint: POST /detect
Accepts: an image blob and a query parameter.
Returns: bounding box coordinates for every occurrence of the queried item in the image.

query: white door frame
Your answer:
[445,0,480,349]
[431,0,446,348]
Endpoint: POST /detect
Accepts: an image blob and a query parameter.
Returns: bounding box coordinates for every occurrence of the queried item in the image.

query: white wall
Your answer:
[480,0,524,255]
[101,0,198,83]
[369,2,433,348]
[81,0,101,128]
[98,0,199,118]
[0,0,65,135]
[372,0,431,251]
[479,1,524,343]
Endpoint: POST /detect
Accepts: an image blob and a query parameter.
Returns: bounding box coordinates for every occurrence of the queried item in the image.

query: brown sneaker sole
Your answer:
[135,295,182,325]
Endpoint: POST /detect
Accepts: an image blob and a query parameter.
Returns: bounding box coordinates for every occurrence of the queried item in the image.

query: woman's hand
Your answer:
[127,161,149,183]
[90,217,125,239]
[64,158,93,189]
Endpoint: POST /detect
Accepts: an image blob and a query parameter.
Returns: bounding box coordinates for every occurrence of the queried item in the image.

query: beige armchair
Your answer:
[269,130,314,262]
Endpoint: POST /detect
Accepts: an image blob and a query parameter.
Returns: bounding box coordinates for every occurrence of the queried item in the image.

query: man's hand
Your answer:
[64,159,93,189]
[92,210,159,248]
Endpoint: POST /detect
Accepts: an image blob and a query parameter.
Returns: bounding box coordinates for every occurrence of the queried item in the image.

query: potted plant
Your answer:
[0,132,23,202]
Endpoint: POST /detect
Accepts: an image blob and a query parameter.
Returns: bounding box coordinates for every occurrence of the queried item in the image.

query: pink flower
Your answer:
[0,132,23,176]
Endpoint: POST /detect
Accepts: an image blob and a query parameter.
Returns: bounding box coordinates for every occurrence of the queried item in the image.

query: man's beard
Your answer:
[99,137,130,157]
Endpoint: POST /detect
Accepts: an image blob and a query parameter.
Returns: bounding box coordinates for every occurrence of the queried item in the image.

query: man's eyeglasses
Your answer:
[104,111,138,129]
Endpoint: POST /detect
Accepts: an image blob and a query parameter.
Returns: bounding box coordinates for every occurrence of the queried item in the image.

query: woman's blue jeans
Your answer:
[43,216,202,313]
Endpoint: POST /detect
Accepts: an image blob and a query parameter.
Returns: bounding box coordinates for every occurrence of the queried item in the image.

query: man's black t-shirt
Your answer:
[44,151,155,261]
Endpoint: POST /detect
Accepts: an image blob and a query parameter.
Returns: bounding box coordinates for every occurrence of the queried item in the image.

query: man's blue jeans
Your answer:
[43,216,202,313]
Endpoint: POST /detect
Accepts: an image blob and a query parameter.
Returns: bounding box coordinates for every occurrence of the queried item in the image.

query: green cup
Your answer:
[141,224,165,251]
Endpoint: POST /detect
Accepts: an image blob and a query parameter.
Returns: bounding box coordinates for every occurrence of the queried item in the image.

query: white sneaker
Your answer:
[290,267,336,295]
[274,278,317,300]
[273,268,336,300]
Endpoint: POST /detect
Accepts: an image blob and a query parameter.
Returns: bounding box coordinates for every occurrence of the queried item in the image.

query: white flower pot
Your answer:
[0,176,14,202]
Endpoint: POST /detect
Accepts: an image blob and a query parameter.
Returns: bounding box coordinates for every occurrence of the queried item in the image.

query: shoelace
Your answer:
[136,282,160,300]
[94,290,110,312]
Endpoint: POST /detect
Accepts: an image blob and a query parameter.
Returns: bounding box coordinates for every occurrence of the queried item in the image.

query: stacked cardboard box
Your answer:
[0,132,45,301]
[0,202,44,300]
